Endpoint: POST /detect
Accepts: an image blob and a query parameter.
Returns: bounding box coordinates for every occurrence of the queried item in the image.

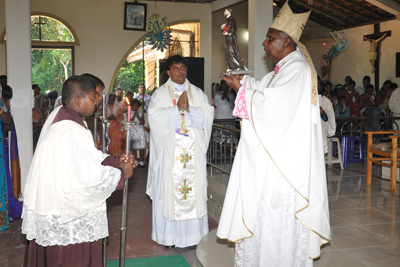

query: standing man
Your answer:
[217,3,330,266]
[134,84,151,112]
[147,55,214,248]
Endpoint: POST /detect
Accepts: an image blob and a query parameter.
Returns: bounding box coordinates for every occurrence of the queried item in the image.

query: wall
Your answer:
[304,20,400,87]
[0,0,212,97]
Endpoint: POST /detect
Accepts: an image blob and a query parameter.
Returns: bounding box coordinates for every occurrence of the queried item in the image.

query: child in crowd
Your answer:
[22,75,135,266]
[130,98,147,167]
[335,96,350,117]
[106,92,125,156]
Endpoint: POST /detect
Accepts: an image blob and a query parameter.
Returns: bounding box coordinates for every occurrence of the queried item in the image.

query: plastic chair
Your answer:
[340,120,364,168]
[325,137,344,169]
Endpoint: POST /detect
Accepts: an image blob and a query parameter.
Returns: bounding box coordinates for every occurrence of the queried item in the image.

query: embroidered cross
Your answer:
[177,179,192,200]
[175,148,192,169]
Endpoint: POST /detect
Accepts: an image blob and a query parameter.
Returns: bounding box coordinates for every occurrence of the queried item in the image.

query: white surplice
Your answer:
[388,89,400,130]
[147,78,214,247]
[217,49,331,264]
[22,106,121,246]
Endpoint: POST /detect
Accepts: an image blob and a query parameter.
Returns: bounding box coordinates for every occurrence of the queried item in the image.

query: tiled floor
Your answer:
[0,166,218,267]
[315,164,400,266]
[2,163,400,267]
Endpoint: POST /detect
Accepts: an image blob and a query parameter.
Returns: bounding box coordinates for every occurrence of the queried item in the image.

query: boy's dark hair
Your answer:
[125,90,133,97]
[322,81,332,91]
[363,75,371,82]
[391,83,398,90]
[62,76,96,106]
[166,55,187,70]
[132,99,140,106]
[47,90,58,100]
[2,85,13,100]
[32,84,41,91]
[81,73,105,89]
[116,88,123,92]
[348,80,356,86]
[365,84,374,91]
[338,96,346,102]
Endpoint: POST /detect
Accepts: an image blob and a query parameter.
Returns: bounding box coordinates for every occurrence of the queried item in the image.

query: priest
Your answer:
[147,55,214,248]
[217,2,331,266]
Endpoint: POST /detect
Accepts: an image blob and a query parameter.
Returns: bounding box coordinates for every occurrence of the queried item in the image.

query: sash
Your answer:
[170,88,198,221]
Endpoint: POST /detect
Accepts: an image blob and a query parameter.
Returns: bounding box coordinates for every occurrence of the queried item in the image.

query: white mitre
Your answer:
[270,1,318,106]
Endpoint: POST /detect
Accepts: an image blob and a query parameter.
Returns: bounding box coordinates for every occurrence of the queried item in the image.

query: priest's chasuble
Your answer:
[217,50,331,259]
[147,78,214,221]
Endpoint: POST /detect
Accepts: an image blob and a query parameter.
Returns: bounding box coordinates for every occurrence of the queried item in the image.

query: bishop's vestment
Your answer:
[217,49,331,266]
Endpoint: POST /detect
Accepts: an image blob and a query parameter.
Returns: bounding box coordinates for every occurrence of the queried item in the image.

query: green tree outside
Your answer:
[112,59,145,94]
[31,16,73,94]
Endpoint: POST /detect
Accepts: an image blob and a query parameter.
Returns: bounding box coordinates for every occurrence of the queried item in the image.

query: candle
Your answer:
[126,97,131,122]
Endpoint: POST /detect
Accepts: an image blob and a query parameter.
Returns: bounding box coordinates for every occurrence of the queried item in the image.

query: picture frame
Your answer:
[124,2,147,31]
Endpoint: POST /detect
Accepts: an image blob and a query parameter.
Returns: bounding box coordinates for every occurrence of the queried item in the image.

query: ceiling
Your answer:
[151,0,399,30]
[273,0,398,30]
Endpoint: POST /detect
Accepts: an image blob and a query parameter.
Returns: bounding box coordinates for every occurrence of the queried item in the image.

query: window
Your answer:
[1,14,78,94]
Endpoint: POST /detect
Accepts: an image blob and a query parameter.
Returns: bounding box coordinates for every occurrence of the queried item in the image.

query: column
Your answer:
[5,0,32,192]
[248,0,273,80]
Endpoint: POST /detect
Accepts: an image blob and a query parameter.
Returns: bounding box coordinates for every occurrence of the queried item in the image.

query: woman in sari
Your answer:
[0,85,13,232]
[106,93,125,156]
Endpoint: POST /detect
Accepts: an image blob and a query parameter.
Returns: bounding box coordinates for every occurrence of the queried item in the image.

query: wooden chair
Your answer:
[365,131,400,194]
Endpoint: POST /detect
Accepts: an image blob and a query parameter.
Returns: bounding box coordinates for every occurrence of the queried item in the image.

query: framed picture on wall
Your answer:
[124,2,147,31]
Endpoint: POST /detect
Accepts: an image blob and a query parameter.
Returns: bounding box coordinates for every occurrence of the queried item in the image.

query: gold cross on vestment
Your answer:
[177,179,192,200]
[175,148,192,169]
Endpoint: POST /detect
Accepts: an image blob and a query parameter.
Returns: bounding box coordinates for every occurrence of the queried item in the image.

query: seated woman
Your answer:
[106,92,125,156]
[32,94,50,151]
[360,84,376,109]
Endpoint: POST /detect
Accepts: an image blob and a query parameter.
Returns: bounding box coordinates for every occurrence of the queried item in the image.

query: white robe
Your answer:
[217,50,331,262]
[214,91,235,119]
[388,89,400,130]
[147,78,214,247]
[320,94,336,153]
[22,106,121,246]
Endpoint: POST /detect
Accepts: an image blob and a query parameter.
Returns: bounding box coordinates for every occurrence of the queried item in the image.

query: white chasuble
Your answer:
[147,78,214,222]
[171,90,198,220]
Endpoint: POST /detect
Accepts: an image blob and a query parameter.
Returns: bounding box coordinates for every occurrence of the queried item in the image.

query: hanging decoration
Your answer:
[326,30,349,62]
[146,11,173,52]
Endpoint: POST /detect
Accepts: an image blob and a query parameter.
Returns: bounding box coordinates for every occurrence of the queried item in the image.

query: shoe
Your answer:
[139,161,145,167]
[164,245,175,249]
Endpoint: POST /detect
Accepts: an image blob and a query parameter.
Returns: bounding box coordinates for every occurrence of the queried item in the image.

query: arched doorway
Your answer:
[110,21,200,95]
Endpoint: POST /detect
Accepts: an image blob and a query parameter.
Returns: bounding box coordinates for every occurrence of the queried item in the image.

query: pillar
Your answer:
[248,0,273,79]
[5,0,32,192]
